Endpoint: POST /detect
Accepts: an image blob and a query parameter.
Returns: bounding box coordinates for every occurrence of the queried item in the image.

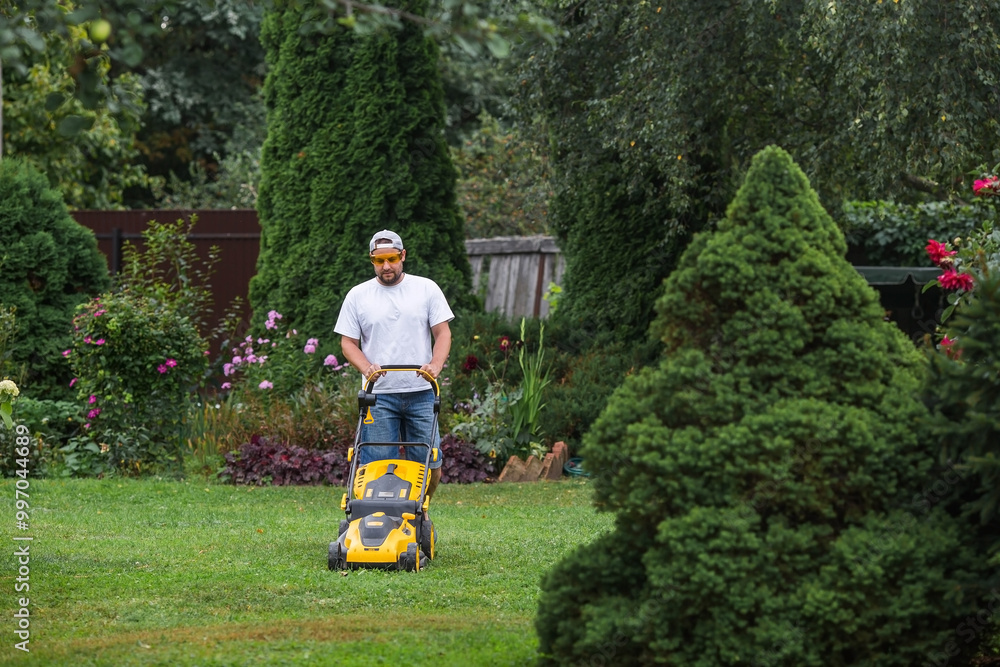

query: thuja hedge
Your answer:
[536,146,995,665]
[250,0,473,336]
[0,158,109,394]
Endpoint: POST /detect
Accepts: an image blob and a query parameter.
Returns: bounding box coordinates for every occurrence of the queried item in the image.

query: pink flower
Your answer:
[95,338,106,346]
[165,358,177,368]
[88,395,97,404]
[258,380,273,390]
[324,354,339,367]
[973,175,1000,196]
[93,309,106,317]
[69,378,77,387]
[926,239,956,267]
[223,363,234,376]
[938,269,975,291]
[83,336,92,344]
[221,382,231,390]
[87,408,101,420]
[62,349,71,357]
[307,338,319,346]
[158,364,168,374]
[232,356,243,365]
[265,310,283,330]
[303,344,317,354]
[83,423,90,430]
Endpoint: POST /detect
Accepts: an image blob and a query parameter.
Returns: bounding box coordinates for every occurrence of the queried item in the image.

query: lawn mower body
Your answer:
[328,366,439,572]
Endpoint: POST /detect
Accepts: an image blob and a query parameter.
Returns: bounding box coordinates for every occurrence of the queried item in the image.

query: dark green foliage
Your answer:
[250,0,473,334]
[926,272,1000,527]
[549,159,690,344]
[841,199,992,266]
[536,146,995,665]
[66,292,208,476]
[537,332,659,453]
[0,159,110,395]
[0,398,80,478]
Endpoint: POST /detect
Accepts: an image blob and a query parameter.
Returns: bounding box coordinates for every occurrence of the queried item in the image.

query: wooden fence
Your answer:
[70,210,566,331]
[465,236,565,319]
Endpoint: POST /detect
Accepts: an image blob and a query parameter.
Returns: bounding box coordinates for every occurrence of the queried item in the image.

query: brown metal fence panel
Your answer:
[71,209,260,338]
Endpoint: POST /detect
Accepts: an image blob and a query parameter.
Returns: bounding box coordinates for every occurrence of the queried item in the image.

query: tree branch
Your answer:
[902,173,969,205]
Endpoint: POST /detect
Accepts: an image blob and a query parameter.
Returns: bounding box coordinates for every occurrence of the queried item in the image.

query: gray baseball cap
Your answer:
[369,230,403,252]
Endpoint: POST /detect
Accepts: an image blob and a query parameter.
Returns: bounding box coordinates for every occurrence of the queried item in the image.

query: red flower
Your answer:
[498,336,511,352]
[463,354,479,372]
[940,335,962,360]
[926,239,956,267]
[973,175,1000,196]
[938,269,975,291]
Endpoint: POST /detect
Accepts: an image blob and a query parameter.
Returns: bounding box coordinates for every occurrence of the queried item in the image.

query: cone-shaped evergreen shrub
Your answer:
[250,1,473,334]
[536,146,995,666]
[0,158,110,394]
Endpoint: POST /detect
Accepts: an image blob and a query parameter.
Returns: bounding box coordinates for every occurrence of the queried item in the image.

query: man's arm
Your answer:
[341,335,382,380]
[421,321,451,380]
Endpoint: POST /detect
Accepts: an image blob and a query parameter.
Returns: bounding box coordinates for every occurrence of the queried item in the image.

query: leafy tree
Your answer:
[452,111,551,238]
[116,0,267,207]
[250,0,473,335]
[0,158,110,395]
[521,1,1000,343]
[1,11,148,208]
[535,147,996,665]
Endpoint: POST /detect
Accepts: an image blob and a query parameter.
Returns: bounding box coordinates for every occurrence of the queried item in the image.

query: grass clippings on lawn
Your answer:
[2,477,611,666]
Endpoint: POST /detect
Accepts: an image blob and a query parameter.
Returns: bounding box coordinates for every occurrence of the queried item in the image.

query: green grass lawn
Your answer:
[1,476,611,666]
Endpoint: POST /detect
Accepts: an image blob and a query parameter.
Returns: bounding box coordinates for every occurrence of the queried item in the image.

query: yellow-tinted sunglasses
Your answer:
[370,252,402,265]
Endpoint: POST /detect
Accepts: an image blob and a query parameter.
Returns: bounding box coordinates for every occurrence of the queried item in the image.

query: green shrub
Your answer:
[65,292,207,476]
[926,271,1000,531]
[840,199,992,266]
[0,305,23,383]
[62,217,221,476]
[536,146,995,665]
[0,397,82,477]
[0,158,110,395]
[536,340,651,453]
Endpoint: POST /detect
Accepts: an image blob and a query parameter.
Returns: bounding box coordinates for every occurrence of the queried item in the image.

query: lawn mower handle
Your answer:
[363,365,441,397]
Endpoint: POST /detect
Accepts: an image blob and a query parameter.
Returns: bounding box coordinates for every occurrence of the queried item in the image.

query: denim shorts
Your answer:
[358,389,442,469]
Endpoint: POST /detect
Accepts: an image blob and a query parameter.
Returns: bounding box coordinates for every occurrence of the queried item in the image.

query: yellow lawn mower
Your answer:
[328,366,439,572]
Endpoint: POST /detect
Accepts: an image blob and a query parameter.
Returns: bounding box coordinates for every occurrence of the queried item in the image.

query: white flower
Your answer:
[0,379,19,401]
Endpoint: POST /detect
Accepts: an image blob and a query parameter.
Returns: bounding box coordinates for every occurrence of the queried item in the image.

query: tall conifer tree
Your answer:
[251,1,472,335]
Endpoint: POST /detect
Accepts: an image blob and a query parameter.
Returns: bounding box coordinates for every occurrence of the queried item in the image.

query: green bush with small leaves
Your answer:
[536,146,996,666]
[0,158,110,395]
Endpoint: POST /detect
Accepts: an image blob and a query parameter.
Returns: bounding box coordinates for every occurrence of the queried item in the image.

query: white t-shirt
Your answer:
[334,274,454,394]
